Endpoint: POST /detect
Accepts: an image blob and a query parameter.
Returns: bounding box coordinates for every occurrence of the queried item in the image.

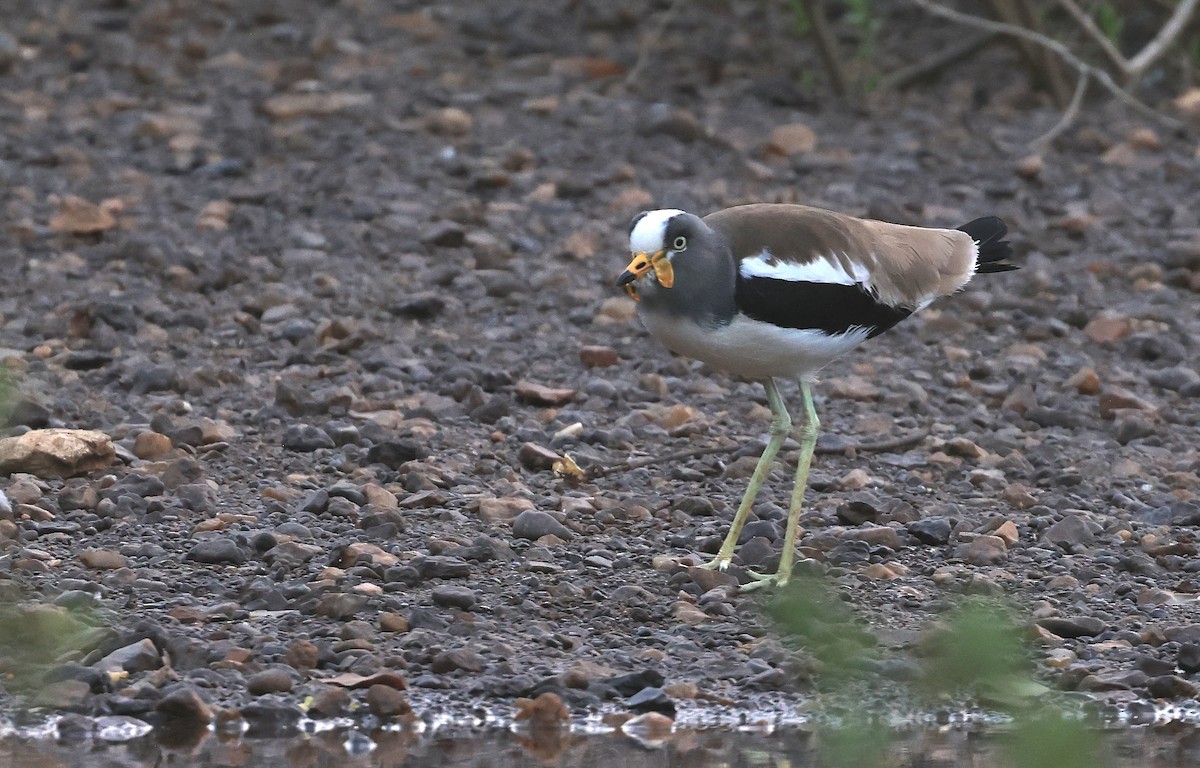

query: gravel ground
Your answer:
[1,0,1199,734]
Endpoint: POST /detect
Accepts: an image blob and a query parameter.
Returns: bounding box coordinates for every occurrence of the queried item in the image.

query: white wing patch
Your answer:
[630,209,685,254]
[739,249,872,287]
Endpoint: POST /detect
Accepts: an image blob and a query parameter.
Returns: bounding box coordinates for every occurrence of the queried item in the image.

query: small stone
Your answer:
[843,525,900,549]
[766,123,817,156]
[156,684,214,723]
[512,509,573,540]
[907,518,952,545]
[687,566,737,591]
[957,535,1007,566]
[432,647,485,673]
[1177,644,1200,674]
[365,440,426,468]
[1083,315,1133,344]
[247,668,295,695]
[424,107,473,136]
[49,195,118,234]
[1002,484,1038,509]
[993,520,1020,547]
[637,105,703,142]
[515,380,576,406]
[514,692,569,727]
[79,548,128,570]
[308,686,352,717]
[132,431,173,459]
[262,92,372,120]
[421,220,465,248]
[518,443,559,471]
[1014,154,1043,179]
[0,429,115,478]
[1065,367,1101,395]
[1147,675,1198,699]
[1116,415,1157,444]
[836,492,884,525]
[1043,514,1096,552]
[579,345,619,368]
[284,639,319,670]
[314,593,368,620]
[94,639,161,674]
[282,424,334,452]
[1098,386,1156,419]
[431,585,477,610]
[366,684,412,718]
[1036,616,1106,638]
[380,612,410,633]
[478,496,535,523]
[945,437,986,459]
[837,468,871,490]
[1127,127,1161,151]
[186,538,248,565]
[825,375,880,401]
[862,563,903,580]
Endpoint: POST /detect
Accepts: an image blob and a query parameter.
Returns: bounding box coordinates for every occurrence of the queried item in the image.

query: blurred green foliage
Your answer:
[769,575,1103,768]
[0,602,109,699]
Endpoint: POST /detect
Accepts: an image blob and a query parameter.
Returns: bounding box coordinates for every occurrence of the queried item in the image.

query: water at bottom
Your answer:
[2,721,1200,768]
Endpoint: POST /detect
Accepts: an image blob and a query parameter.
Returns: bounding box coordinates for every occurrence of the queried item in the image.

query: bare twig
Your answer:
[1126,0,1200,83]
[814,423,932,455]
[1031,70,1089,148]
[988,0,1073,107]
[882,30,1000,90]
[586,444,734,480]
[625,0,688,87]
[798,0,849,97]
[588,423,932,479]
[909,0,1184,137]
[1056,0,1128,73]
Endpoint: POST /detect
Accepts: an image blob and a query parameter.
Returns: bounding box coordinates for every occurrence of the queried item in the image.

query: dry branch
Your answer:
[908,0,1186,141]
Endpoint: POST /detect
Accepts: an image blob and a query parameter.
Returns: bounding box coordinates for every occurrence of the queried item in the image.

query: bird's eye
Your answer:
[672,236,687,251]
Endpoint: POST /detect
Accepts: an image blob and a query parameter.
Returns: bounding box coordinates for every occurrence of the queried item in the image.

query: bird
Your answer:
[616,203,1016,590]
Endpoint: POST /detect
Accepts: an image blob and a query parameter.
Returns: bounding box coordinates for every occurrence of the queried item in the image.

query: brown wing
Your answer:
[704,204,977,308]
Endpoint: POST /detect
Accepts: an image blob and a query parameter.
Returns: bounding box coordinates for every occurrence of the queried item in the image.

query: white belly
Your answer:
[639,309,872,381]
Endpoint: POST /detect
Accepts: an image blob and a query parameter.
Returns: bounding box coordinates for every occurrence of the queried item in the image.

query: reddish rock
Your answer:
[515,380,576,406]
[579,345,619,368]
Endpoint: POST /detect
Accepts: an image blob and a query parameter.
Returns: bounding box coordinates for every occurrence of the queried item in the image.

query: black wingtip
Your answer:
[959,216,1018,273]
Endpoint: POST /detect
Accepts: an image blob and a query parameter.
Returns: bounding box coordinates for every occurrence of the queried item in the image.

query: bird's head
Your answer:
[616,209,706,301]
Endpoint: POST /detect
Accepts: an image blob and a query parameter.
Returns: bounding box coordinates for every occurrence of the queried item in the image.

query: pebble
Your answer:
[1037,617,1106,638]
[281,424,335,452]
[431,585,477,610]
[1042,514,1097,552]
[512,509,573,541]
[155,684,214,723]
[957,535,1007,566]
[186,538,248,565]
[366,684,412,717]
[907,518,952,545]
[79,548,128,570]
[93,639,161,674]
[247,668,295,695]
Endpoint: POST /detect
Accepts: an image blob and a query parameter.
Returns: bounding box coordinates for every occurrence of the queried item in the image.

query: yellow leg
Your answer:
[701,378,791,571]
[742,380,819,591]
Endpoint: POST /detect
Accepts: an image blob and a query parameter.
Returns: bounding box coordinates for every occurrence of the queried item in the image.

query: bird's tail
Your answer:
[958,216,1018,273]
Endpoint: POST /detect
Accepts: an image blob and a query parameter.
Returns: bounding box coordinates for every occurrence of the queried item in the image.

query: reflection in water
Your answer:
[3,723,1200,767]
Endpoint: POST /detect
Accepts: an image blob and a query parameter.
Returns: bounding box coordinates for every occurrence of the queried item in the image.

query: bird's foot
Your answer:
[698,555,732,571]
[738,569,790,592]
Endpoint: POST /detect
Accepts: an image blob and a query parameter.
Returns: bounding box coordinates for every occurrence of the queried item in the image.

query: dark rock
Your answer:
[625,686,676,716]
[240,701,304,737]
[186,538,248,565]
[512,509,572,540]
[1178,644,1200,674]
[155,684,213,723]
[837,492,885,525]
[247,668,295,695]
[1042,514,1097,552]
[604,669,664,697]
[366,683,411,717]
[432,648,486,673]
[1147,675,1198,699]
[416,556,471,580]
[366,440,426,468]
[1036,617,1106,638]
[431,585,477,610]
[907,518,952,545]
[282,424,335,452]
